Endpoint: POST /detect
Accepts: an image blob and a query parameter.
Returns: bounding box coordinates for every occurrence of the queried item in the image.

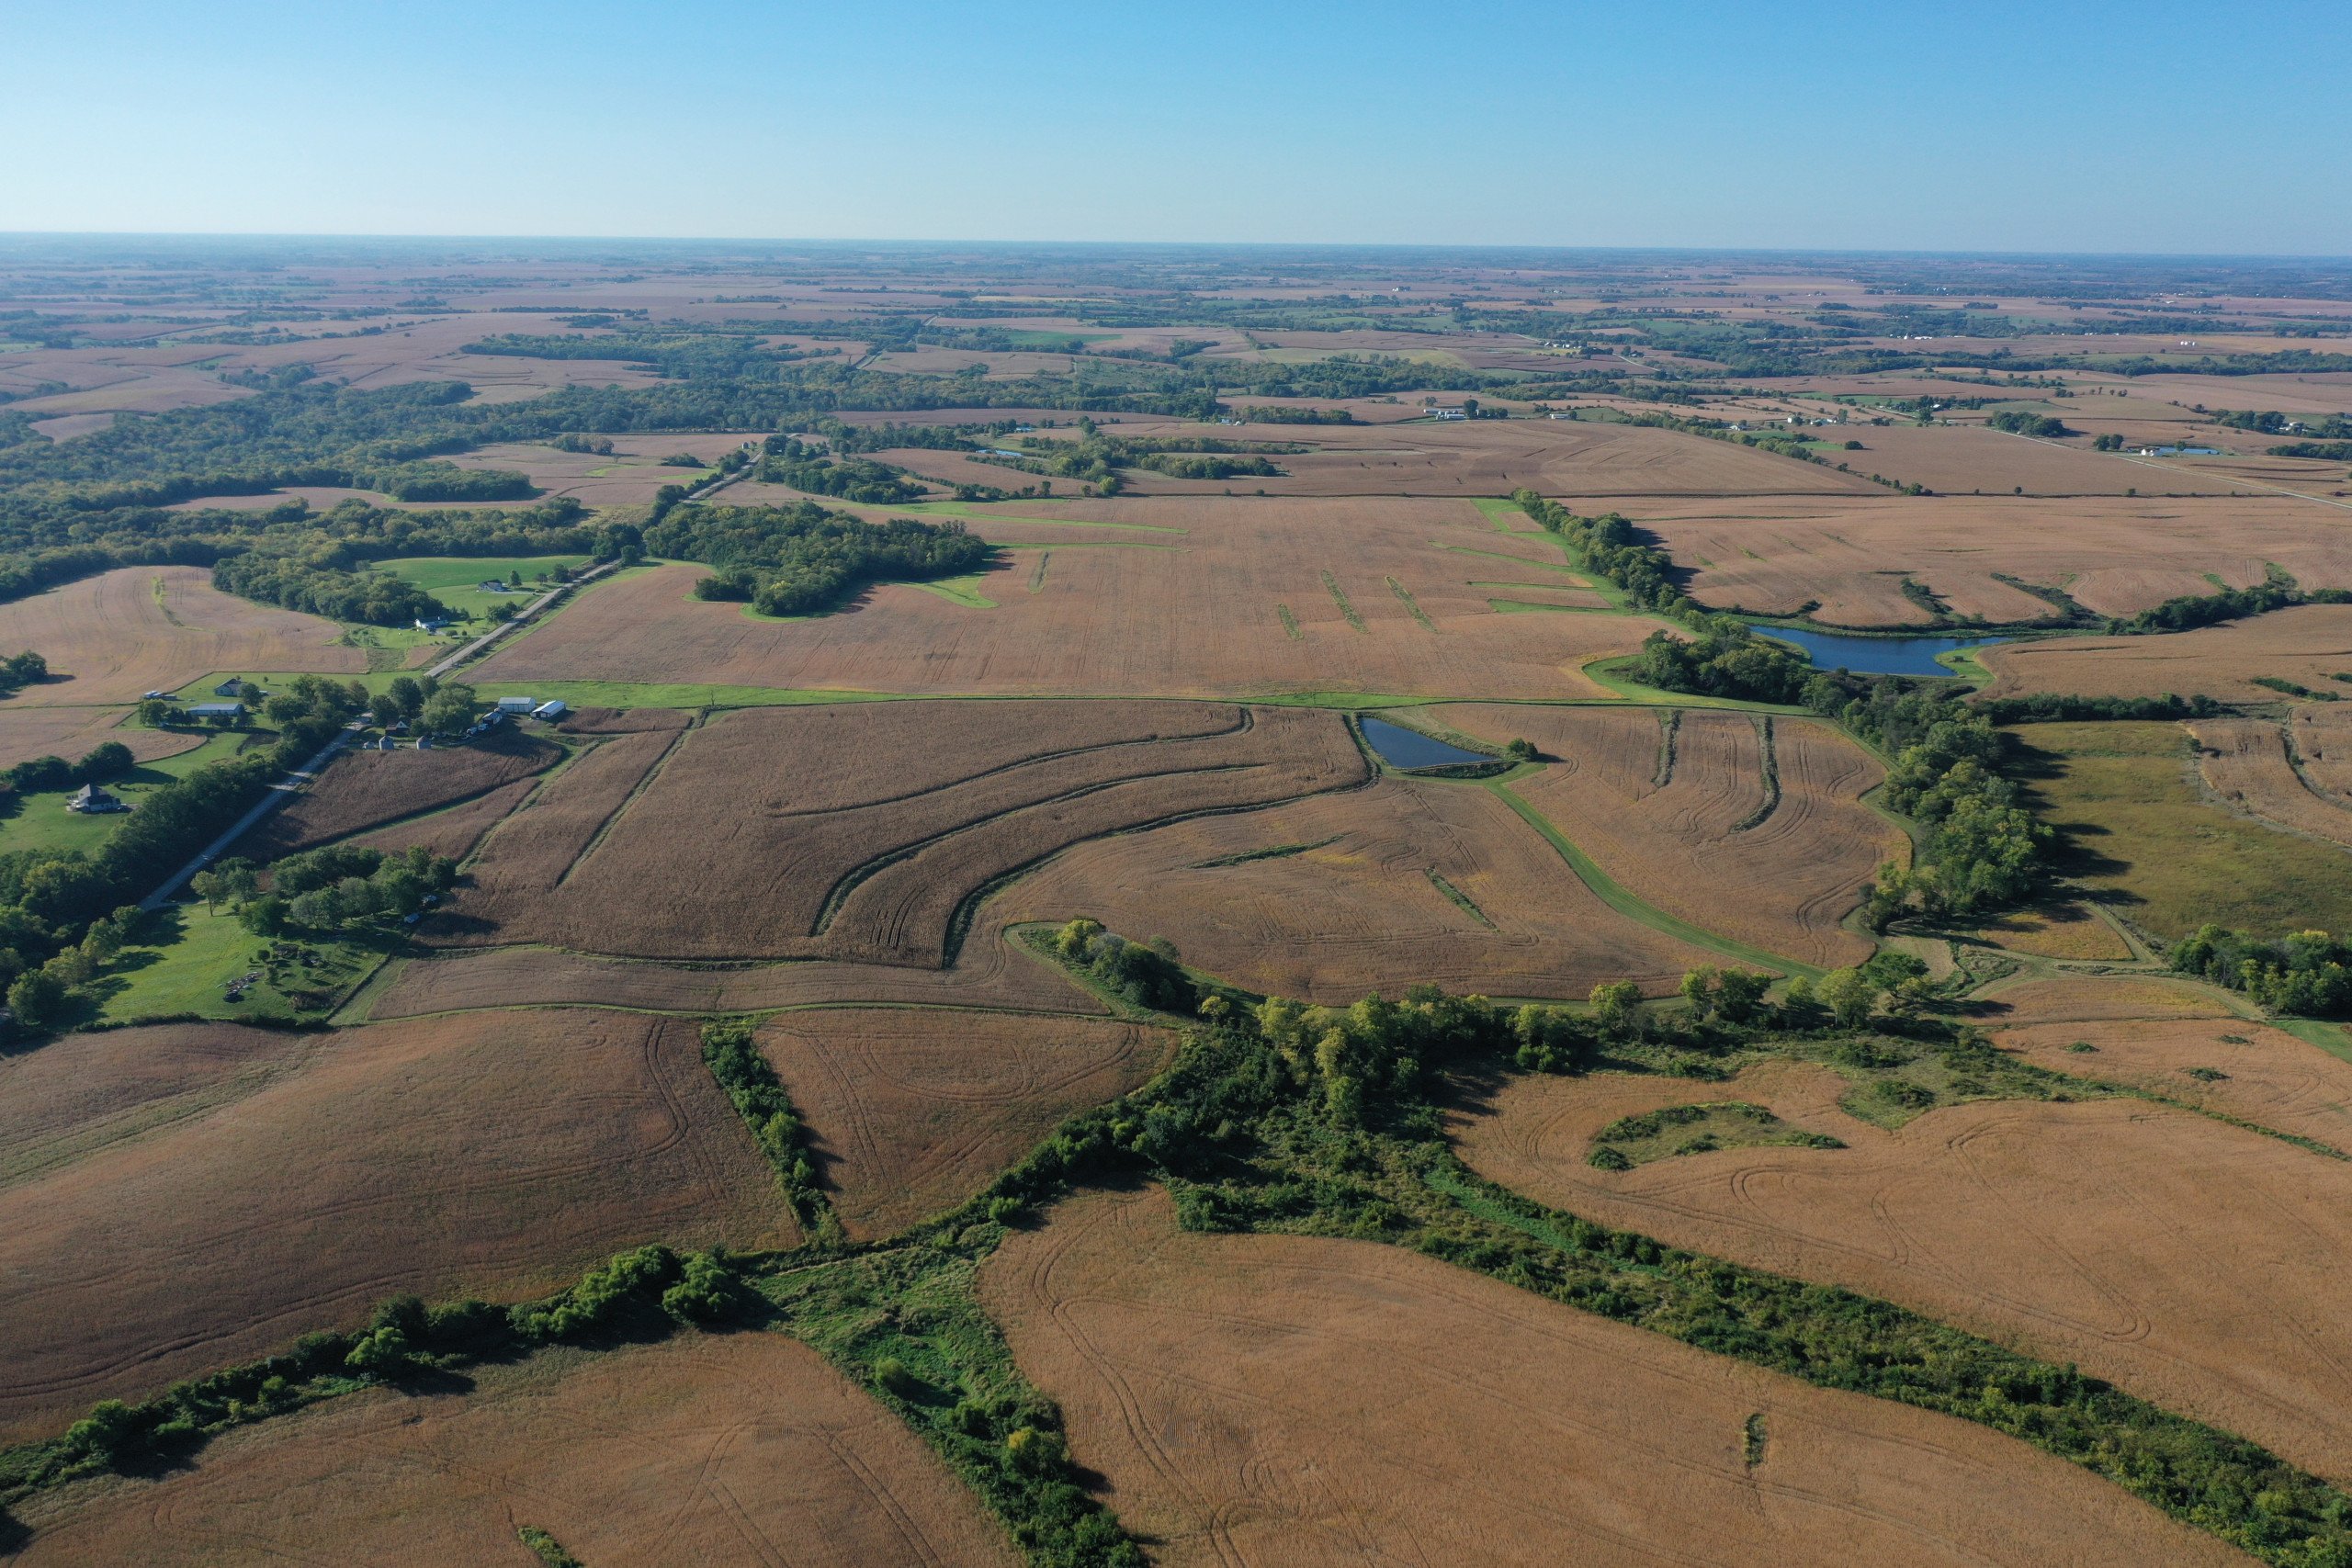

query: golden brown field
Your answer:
[1981,607,2352,702]
[11,1336,1013,1566]
[473,497,1672,701]
[1442,704,1902,968]
[1455,1070,2352,1485]
[980,1188,2240,1567]
[1000,774,1724,1002]
[0,566,362,705]
[0,1010,790,1439]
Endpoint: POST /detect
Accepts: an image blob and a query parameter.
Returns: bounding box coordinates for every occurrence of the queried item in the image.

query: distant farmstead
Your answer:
[67,783,128,814]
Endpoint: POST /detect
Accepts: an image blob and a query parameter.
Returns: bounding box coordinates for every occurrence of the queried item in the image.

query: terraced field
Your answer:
[441,699,1367,964]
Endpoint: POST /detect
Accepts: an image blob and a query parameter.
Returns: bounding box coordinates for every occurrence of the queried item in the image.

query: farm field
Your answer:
[2188,712,2352,850]
[1996,1012,2352,1153]
[998,773,1726,1002]
[0,1009,791,1439]
[755,1008,1170,1237]
[981,1188,2240,1568]
[2012,720,2352,939]
[443,699,1367,964]
[0,565,363,705]
[9,1336,1014,1566]
[1624,494,2352,626]
[239,723,560,859]
[1981,605,2352,703]
[472,496,1673,701]
[0,706,205,772]
[1453,1067,2352,1487]
[1439,704,1903,969]
[19,241,2352,1561]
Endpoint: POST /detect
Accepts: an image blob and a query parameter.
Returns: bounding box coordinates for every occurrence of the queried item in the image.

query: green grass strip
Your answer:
[1386,576,1438,633]
[1485,780,1822,978]
[1321,570,1367,633]
[517,1526,585,1567]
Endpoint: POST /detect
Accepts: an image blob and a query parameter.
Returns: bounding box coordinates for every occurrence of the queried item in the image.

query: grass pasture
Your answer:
[2013,720,2352,939]
[0,728,262,858]
[92,904,382,1026]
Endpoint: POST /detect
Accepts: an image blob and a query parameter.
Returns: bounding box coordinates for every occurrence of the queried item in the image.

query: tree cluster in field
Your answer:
[991,421,1298,491]
[756,436,927,504]
[698,1019,839,1242]
[0,676,368,1030]
[656,501,993,617]
[0,649,44,696]
[1239,405,1355,423]
[1511,491,1690,616]
[1986,411,2075,438]
[211,551,448,627]
[217,841,458,937]
[2171,925,2352,1019]
[1,739,132,803]
[1052,919,1201,1014]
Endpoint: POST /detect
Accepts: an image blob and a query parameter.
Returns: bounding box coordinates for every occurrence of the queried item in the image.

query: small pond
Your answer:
[1361,716,1488,769]
[1758,626,2008,677]
[2144,445,2221,457]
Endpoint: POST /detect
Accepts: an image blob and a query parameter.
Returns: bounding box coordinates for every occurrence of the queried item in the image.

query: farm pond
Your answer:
[1758,626,2008,676]
[1361,716,1487,769]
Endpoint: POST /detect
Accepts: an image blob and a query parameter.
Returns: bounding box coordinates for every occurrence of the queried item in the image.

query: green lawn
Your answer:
[375,554,592,598]
[0,729,266,856]
[91,903,386,1025]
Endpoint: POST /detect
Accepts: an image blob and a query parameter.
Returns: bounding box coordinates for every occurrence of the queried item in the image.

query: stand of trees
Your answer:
[2171,926,2352,1018]
[652,501,993,617]
[757,437,927,504]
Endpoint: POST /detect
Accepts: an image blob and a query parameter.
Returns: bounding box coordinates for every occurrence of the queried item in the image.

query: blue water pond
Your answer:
[1362,716,1487,769]
[1758,626,2007,677]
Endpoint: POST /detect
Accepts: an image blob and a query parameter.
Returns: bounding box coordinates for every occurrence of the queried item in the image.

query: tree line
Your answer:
[650,501,993,617]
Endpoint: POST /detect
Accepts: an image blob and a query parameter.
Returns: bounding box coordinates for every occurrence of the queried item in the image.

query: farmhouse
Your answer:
[66,783,128,813]
[212,679,245,696]
[415,616,448,633]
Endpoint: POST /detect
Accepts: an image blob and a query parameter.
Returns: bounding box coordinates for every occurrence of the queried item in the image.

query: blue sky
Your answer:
[6,0,2346,254]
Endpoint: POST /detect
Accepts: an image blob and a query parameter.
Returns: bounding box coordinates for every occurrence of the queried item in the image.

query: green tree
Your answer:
[1817,967,1879,1029]
[1590,979,1643,1037]
[7,965,68,1028]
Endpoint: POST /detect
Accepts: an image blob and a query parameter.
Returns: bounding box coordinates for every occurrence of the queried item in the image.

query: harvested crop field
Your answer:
[444,700,1367,964]
[1997,1014,2352,1154]
[368,923,1101,1020]
[346,773,541,862]
[981,1187,2239,1568]
[2014,721,2352,939]
[0,565,363,705]
[12,1335,1014,1566]
[1627,495,2352,627]
[1000,774,1730,1003]
[0,706,205,771]
[1456,1072,2352,1486]
[1970,974,2241,1027]
[0,1009,792,1439]
[1442,704,1901,968]
[241,727,560,860]
[2189,713,2352,849]
[1056,415,1871,497]
[474,496,1674,701]
[757,1009,1170,1237]
[1980,606,2352,703]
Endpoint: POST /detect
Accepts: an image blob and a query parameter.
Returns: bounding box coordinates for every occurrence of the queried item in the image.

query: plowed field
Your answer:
[369,925,1100,1020]
[1442,705,1900,968]
[2192,713,2352,849]
[1998,1014,2352,1154]
[445,701,1367,964]
[242,728,560,860]
[980,1188,2240,1568]
[0,707,205,771]
[11,1336,1013,1566]
[0,1010,791,1439]
[347,774,541,862]
[1981,606,2352,703]
[0,565,363,705]
[1457,1076,2352,1486]
[473,496,1672,701]
[1626,495,2352,627]
[1000,774,1731,1002]
[756,1009,1169,1237]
